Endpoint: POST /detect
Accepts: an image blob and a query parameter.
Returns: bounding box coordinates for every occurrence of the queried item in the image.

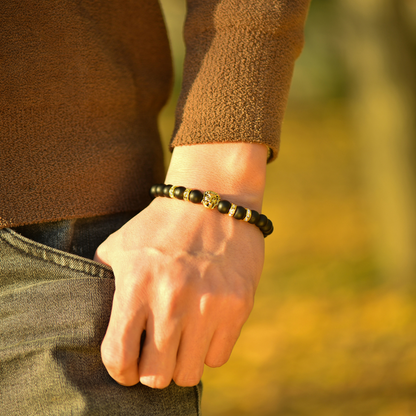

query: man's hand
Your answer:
[94,143,267,388]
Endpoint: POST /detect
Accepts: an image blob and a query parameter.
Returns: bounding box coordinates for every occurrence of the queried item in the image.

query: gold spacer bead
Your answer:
[169,186,177,199]
[183,188,191,202]
[243,208,252,222]
[228,203,237,217]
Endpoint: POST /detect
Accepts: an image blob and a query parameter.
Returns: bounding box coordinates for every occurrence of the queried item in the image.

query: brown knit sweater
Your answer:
[0,0,310,229]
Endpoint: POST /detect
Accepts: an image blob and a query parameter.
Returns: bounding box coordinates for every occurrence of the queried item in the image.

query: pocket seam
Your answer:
[0,228,113,279]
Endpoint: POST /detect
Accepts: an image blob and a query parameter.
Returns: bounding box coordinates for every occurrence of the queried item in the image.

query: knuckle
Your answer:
[199,292,215,313]
[164,293,182,317]
[101,343,130,377]
[157,278,191,313]
[141,376,171,389]
[228,290,253,315]
[152,379,170,389]
[205,355,228,368]
[173,373,202,387]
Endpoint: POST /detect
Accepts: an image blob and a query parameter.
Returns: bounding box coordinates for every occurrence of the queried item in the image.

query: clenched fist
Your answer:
[94,143,267,388]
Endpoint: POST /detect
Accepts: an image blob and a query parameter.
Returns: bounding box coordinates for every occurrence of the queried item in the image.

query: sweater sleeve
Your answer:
[170,0,310,161]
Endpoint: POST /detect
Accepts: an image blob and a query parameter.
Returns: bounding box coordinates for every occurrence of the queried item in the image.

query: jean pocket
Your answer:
[0,228,118,413]
[0,226,115,351]
[0,227,113,278]
[0,228,201,416]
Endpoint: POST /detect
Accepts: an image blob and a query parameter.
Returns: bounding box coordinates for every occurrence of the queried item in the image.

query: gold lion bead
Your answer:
[202,190,221,209]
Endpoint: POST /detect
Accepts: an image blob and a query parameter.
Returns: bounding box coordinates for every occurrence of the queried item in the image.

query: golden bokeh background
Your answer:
[159,1,416,414]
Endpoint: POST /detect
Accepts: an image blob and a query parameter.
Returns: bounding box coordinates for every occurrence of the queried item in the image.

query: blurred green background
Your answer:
[158,1,416,415]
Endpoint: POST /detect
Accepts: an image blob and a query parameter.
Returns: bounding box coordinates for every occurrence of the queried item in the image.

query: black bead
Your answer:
[248,210,260,224]
[150,185,158,198]
[189,190,203,203]
[156,184,165,197]
[262,224,274,237]
[174,186,186,199]
[234,206,246,220]
[260,219,273,233]
[218,200,232,214]
[256,214,268,228]
[163,184,173,197]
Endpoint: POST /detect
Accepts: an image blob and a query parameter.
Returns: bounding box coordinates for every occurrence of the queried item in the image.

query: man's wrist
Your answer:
[165,143,267,212]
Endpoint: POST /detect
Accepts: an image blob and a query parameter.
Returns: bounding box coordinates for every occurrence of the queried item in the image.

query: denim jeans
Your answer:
[0,214,202,415]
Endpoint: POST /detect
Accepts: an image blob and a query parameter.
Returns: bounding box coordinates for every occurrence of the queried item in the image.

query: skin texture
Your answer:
[94,143,267,388]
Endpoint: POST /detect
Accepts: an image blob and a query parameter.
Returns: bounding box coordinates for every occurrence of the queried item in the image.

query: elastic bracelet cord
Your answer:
[150,184,274,238]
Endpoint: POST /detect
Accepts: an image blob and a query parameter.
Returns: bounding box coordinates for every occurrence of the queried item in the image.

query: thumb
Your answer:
[94,238,112,267]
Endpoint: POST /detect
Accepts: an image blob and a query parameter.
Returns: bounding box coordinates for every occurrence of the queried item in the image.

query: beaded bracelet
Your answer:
[150,184,274,238]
